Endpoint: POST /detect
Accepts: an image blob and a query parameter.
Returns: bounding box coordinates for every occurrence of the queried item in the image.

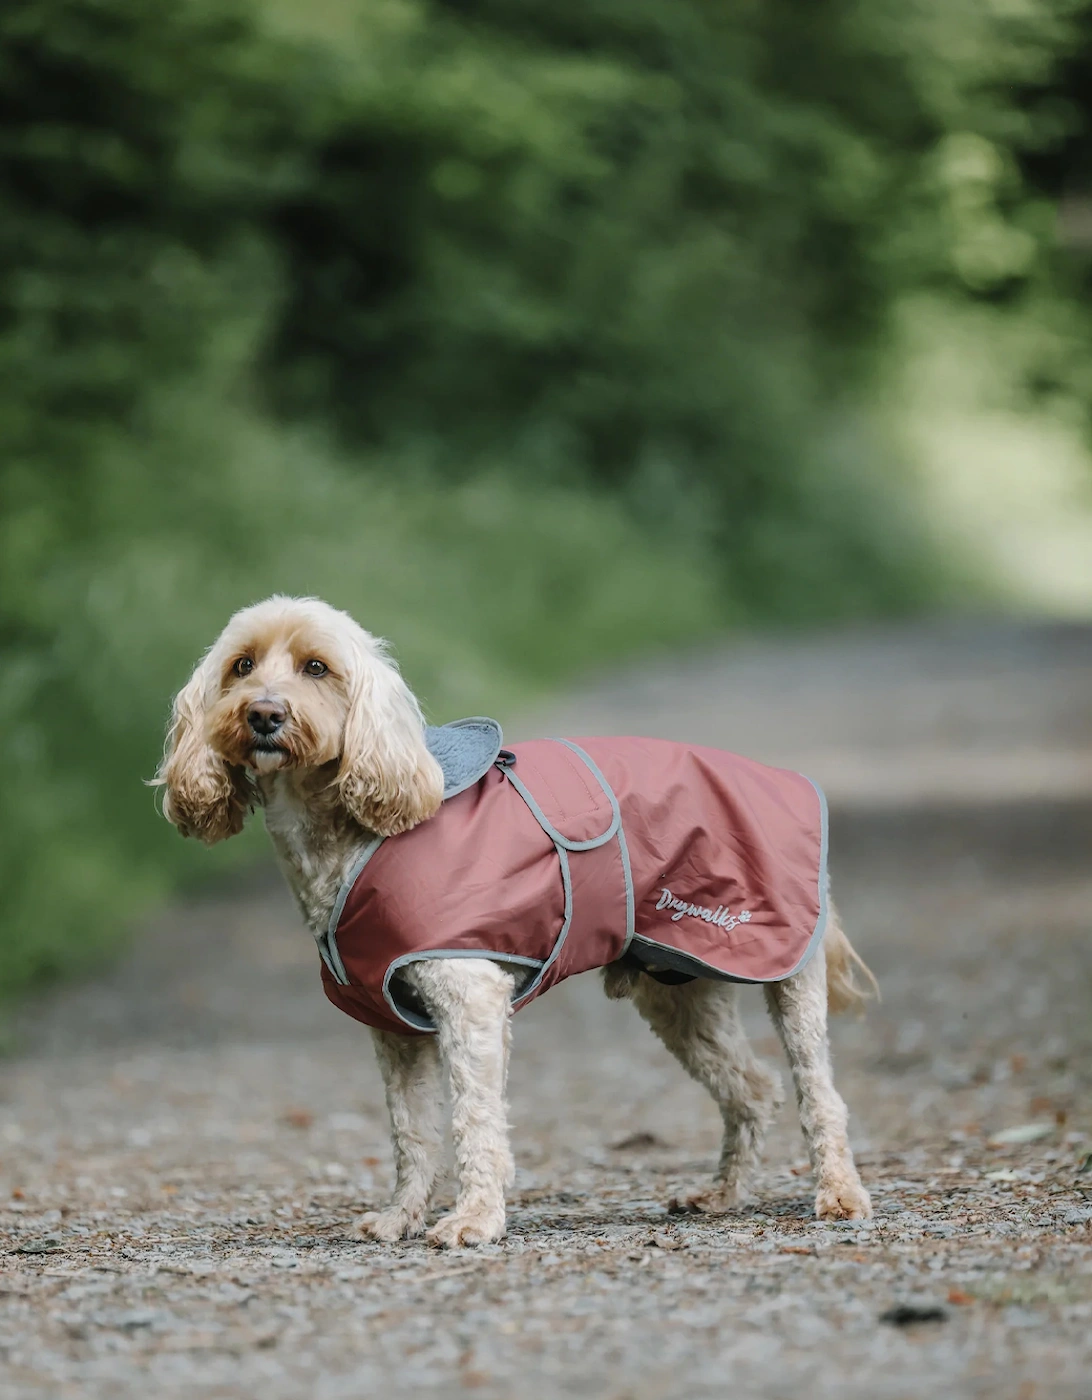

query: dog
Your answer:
[155,594,876,1247]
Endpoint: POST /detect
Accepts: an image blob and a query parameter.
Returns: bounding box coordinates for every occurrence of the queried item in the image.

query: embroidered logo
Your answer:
[656,887,752,930]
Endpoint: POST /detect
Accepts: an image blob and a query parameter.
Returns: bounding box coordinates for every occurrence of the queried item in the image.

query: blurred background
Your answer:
[4,0,1092,1002]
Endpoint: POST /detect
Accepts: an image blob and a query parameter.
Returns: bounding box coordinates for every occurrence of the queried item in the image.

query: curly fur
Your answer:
[152,595,443,846]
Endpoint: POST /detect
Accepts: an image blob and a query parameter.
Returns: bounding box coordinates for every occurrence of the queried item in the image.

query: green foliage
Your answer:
[1,0,1087,999]
[256,0,948,610]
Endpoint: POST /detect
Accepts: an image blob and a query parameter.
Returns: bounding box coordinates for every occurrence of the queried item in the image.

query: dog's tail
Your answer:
[824,917,879,1016]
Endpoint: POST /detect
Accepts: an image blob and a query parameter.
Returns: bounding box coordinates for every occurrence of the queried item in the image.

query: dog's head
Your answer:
[154,596,443,843]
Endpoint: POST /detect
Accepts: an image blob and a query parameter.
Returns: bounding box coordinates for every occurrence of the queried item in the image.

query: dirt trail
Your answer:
[2,620,1091,1399]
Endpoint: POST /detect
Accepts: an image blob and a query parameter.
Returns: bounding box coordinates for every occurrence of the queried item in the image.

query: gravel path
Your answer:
[2,621,1091,1399]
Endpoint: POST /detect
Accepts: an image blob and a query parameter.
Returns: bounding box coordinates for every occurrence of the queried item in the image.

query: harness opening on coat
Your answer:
[317,719,829,1035]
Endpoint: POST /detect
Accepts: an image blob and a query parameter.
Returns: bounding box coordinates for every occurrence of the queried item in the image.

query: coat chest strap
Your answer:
[498,740,636,988]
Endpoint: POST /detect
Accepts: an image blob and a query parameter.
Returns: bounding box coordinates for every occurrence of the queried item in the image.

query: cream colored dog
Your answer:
[156,595,876,1247]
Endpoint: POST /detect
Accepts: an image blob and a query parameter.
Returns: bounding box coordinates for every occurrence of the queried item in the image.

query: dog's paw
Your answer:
[815,1178,872,1221]
[426,1205,506,1249]
[352,1206,426,1243]
[669,1183,748,1216]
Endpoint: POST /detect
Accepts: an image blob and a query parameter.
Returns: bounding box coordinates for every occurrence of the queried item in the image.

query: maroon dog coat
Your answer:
[317,719,828,1035]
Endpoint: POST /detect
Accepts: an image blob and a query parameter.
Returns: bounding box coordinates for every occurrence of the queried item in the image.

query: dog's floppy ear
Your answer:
[337,637,443,837]
[153,657,249,845]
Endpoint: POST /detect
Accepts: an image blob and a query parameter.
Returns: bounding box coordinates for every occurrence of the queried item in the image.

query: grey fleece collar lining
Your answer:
[424,716,504,799]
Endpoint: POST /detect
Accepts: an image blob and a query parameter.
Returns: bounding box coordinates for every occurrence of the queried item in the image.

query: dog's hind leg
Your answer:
[354,1029,446,1242]
[764,936,872,1221]
[632,977,783,1212]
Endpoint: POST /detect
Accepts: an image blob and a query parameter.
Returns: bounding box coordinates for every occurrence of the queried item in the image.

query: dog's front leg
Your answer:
[409,958,515,1248]
[354,1029,444,1242]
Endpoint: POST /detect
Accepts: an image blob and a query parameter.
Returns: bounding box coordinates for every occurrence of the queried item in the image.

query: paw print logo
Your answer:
[738,910,752,923]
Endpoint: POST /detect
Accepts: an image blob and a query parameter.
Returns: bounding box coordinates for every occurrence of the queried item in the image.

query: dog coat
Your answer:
[317,719,829,1035]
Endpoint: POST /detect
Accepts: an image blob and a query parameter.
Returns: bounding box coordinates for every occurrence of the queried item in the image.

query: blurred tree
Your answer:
[0,0,276,990]
[259,0,951,614]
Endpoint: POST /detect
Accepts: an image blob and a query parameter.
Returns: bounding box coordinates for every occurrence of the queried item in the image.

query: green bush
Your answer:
[256,0,949,612]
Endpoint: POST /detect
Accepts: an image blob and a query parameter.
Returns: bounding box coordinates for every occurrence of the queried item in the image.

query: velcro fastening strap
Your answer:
[498,739,619,850]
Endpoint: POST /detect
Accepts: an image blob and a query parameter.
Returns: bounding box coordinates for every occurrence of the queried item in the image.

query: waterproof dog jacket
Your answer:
[317,719,829,1035]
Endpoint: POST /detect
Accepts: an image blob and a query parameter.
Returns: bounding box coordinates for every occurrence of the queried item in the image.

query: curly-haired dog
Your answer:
[155,595,876,1247]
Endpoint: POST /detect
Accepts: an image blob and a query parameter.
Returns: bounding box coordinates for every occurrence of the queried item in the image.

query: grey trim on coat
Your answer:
[381,949,545,1032]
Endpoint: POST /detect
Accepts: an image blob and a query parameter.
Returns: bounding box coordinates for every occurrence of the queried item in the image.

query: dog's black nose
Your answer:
[248,701,286,737]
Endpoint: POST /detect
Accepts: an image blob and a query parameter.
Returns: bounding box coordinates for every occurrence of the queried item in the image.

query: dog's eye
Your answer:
[233,657,254,677]
[303,659,328,677]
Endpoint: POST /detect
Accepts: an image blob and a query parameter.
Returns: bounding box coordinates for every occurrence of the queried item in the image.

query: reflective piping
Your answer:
[557,740,635,954]
[782,775,830,979]
[315,935,336,980]
[321,834,386,986]
[328,835,386,940]
[499,744,620,850]
[316,930,349,985]
[624,775,830,984]
[615,806,636,956]
[381,950,545,1033]
[508,842,574,1012]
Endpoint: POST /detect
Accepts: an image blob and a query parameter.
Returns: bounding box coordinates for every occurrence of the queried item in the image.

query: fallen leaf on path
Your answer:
[10,1238,63,1255]
[988,1123,1053,1147]
[947,1289,975,1305]
[610,1131,665,1152]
